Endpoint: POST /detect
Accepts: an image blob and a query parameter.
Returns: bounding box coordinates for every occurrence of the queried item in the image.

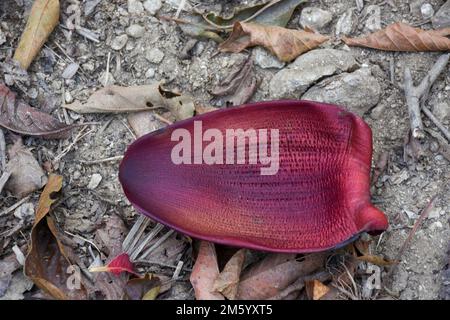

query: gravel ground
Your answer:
[0,0,449,300]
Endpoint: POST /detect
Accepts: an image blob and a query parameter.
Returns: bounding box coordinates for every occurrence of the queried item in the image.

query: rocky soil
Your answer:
[0,0,449,300]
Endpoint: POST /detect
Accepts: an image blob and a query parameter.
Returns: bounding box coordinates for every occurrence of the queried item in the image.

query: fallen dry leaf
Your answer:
[13,0,60,70]
[305,279,330,300]
[343,22,450,51]
[237,253,326,299]
[5,138,47,198]
[123,274,161,300]
[213,249,246,300]
[356,255,398,267]
[24,174,87,300]
[219,22,329,62]
[190,241,224,300]
[211,57,258,106]
[65,84,195,121]
[0,84,73,139]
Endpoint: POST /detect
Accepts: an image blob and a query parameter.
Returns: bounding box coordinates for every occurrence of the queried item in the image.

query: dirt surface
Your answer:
[0,0,449,300]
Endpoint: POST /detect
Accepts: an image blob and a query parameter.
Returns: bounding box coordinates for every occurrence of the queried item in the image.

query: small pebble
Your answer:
[421,3,434,19]
[145,47,165,64]
[145,67,155,78]
[88,174,102,189]
[299,7,332,30]
[27,88,38,99]
[126,24,145,38]
[65,91,73,103]
[111,34,128,50]
[253,47,285,69]
[13,203,34,222]
[143,0,162,15]
[62,62,79,79]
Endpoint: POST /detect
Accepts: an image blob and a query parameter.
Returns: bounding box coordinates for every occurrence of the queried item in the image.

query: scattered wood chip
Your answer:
[219,22,329,62]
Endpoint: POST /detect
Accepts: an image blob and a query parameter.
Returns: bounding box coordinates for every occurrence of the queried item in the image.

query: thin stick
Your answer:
[422,106,450,142]
[0,171,11,194]
[123,215,147,252]
[175,0,187,18]
[104,51,111,86]
[64,230,101,253]
[394,196,437,262]
[403,53,450,139]
[0,195,31,217]
[135,259,192,271]
[79,155,124,165]
[0,128,6,171]
[140,229,175,260]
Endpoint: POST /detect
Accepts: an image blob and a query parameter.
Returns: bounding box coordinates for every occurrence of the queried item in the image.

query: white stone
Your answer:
[111,34,128,50]
[145,47,165,64]
[145,67,155,78]
[299,7,332,30]
[143,0,162,15]
[421,3,435,19]
[126,24,145,38]
[128,0,144,14]
[88,174,102,189]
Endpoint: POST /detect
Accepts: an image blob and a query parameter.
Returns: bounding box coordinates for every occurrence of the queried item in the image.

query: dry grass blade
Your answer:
[13,0,60,70]
[343,22,450,51]
[219,22,329,62]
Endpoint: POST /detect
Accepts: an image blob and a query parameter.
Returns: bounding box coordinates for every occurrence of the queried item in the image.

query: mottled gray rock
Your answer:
[128,0,143,14]
[145,48,165,64]
[299,7,332,30]
[269,49,358,99]
[335,8,355,36]
[432,102,450,120]
[0,29,6,46]
[144,0,162,15]
[365,5,381,31]
[432,0,450,28]
[126,24,145,38]
[110,34,128,50]
[253,47,285,69]
[302,67,381,116]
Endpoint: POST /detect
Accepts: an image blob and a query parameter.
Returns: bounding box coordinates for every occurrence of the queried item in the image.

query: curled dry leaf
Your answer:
[13,0,60,70]
[0,84,73,139]
[219,22,329,62]
[211,57,258,106]
[123,274,161,300]
[190,241,224,300]
[5,138,47,198]
[343,22,450,51]
[203,0,306,29]
[236,253,326,300]
[213,249,246,300]
[65,84,195,121]
[24,175,87,300]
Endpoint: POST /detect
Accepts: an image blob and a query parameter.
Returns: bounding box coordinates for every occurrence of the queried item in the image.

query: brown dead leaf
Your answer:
[219,22,329,62]
[65,84,194,120]
[236,253,326,300]
[13,0,60,70]
[24,175,87,300]
[5,138,47,198]
[213,249,246,300]
[190,241,224,300]
[343,22,450,51]
[306,279,330,300]
[211,57,258,107]
[0,84,73,139]
[123,274,161,300]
